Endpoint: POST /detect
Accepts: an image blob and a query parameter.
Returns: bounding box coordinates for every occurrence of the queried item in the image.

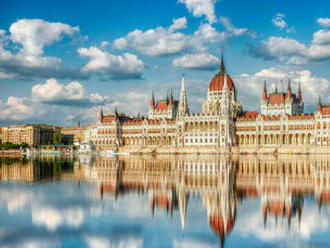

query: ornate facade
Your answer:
[85,55,330,153]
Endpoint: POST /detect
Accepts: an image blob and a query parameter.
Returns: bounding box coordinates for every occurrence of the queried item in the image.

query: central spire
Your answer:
[220,54,226,74]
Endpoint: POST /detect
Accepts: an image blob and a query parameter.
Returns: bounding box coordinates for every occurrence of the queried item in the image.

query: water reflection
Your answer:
[0,154,329,248]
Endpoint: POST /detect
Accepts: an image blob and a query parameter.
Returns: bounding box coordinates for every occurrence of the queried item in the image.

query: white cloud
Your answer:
[178,0,218,23]
[101,41,110,48]
[113,17,253,57]
[9,19,79,57]
[317,17,330,27]
[220,17,256,37]
[0,96,35,121]
[172,53,219,70]
[32,207,84,231]
[78,46,145,79]
[31,78,108,106]
[169,17,187,31]
[311,29,330,45]
[272,13,294,33]
[0,19,82,79]
[113,21,195,56]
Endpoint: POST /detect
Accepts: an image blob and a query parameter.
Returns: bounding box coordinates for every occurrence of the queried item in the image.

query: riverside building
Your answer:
[84,56,330,154]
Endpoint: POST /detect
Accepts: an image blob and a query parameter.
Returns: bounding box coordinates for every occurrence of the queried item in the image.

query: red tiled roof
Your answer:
[245,112,259,117]
[155,101,168,111]
[321,105,330,115]
[268,93,285,105]
[287,114,314,119]
[209,73,235,92]
[122,119,143,126]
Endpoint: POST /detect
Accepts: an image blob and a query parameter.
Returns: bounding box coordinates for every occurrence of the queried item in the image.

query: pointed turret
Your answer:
[286,79,291,99]
[169,88,173,105]
[297,81,302,102]
[114,106,118,116]
[178,73,189,117]
[275,84,278,93]
[99,107,104,122]
[220,54,226,74]
[263,80,267,101]
[150,89,155,108]
[317,95,322,112]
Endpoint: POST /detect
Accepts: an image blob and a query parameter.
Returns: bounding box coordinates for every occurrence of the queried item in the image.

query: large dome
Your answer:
[209,73,235,92]
[208,55,235,92]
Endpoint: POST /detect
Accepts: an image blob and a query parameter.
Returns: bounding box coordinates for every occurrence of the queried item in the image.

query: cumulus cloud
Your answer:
[0,96,35,121]
[178,0,218,23]
[169,17,188,31]
[78,46,145,79]
[0,19,83,80]
[172,53,219,70]
[249,36,307,62]
[31,78,109,107]
[272,13,294,33]
[9,19,79,57]
[249,30,330,64]
[317,17,330,27]
[113,17,253,57]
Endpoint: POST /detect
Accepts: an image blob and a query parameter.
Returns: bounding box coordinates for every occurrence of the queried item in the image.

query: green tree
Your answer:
[52,133,64,145]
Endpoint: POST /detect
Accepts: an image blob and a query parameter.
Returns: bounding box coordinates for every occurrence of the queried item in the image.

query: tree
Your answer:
[52,133,64,145]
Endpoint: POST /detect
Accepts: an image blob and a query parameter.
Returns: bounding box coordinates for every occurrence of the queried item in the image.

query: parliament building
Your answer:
[84,56,330,154]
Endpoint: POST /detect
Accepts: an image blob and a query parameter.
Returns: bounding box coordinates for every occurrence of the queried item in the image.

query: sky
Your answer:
[0,0,330,126]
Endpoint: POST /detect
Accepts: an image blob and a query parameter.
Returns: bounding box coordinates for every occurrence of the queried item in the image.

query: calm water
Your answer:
[0,154,329,248]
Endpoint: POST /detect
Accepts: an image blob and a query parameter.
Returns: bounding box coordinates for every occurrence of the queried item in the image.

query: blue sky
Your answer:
[0,0,330,126]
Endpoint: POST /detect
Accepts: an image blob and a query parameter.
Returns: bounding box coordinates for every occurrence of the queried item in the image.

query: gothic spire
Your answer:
[99,107,104,122]
[263,80,267,100]
[220,54,226,74]
[169,88,173,105]
[114,105,118,115]
[178,73,189,116]
[317,95,322,112]
[275,84,278,93]
[286,79,291,98]
[150,89,155,107]
[297,81,302,102]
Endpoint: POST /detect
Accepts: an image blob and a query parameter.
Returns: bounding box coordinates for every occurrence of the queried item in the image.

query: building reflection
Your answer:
[0,154,329,247]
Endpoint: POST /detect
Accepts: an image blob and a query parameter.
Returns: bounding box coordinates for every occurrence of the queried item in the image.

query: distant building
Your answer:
[1,124,61,146]
[61,121,86,145]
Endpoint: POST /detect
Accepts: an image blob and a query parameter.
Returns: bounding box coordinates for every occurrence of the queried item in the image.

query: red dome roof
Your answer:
[209,73,235,92]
